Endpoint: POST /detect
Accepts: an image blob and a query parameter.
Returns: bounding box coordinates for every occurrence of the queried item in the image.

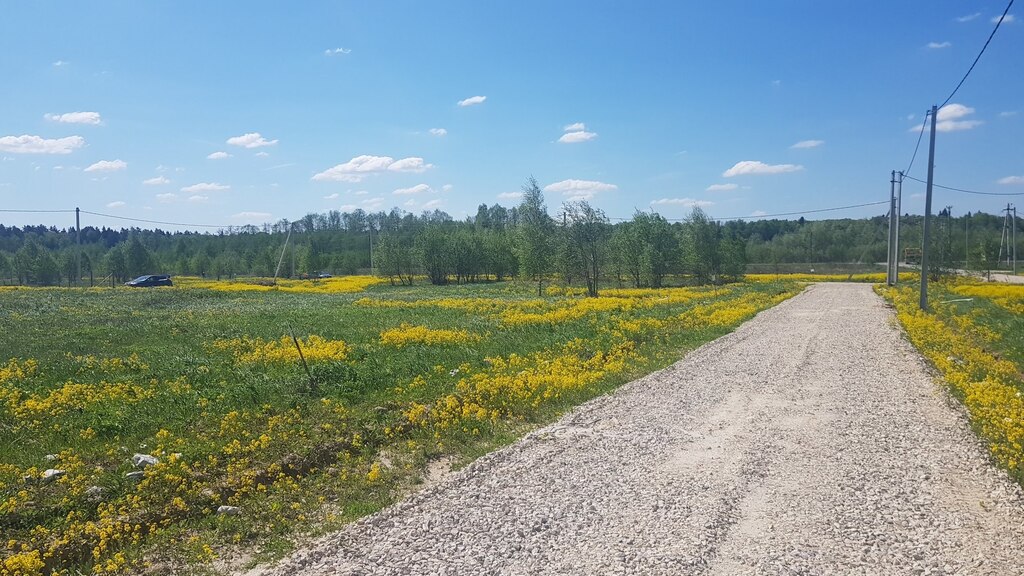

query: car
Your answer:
[125,274,173,287]
[317,272,333,279]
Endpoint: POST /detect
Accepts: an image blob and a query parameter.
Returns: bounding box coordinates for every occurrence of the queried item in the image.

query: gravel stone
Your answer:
[247,283,1024,575]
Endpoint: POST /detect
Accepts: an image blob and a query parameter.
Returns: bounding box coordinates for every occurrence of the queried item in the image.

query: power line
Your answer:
[79,210,233,229]
[611,199,890,222]
[905,110,930,176]
[0,209,76,214]
[940,0,1014,109]
[902,174,1024,196]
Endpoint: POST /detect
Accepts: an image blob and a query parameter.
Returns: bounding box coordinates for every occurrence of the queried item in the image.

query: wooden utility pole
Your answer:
[920,105,937,310]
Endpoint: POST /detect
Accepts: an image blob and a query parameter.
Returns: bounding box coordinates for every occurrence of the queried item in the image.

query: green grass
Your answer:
[0,278,801,575]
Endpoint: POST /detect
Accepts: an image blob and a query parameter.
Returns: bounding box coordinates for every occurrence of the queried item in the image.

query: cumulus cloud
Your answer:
[543,179,617,201]
[956,12,981,22]
[1000,111,1019,117]
[722,161,803,177]
[106,201,126,208]
[84,159,127,172]
[323,193,339,200]
[0,134,85,154]
[650,198,714,208]
[207,151,231,160]
[927,41,951,49]
[422,199,443,210]
[339,204,358,212]
[255,151,270,157]
[705,183,738,192]
[52,60,68,67]
[498,191,523,200]
[559,130,598,143]
[45,111,102,125]
[181,182,229,193]
[155,193,177,202]
[324,47,351,55]
[993,14,1015,23]
[442,184,453,192]
[226,132,278,148]
[457,95,486,107]
[750,210,769,217]
[997,176,1024,185]
[393,183,433,195]
[188,195,208,202]
[429,128,447,136]
[143,176,170,185]
[933,103,983,132]
[790,140,824,149]
[312,155,433,182]
[564,122,586,132]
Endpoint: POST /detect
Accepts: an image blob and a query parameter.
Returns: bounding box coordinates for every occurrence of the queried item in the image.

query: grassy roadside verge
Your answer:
[876,280,1024,485]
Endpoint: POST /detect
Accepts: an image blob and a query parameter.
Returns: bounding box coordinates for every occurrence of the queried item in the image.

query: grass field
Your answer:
[878,279,1024,485]
[0,276,803,575]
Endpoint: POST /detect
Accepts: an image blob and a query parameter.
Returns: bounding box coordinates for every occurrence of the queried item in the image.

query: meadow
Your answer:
[0,275,803,575]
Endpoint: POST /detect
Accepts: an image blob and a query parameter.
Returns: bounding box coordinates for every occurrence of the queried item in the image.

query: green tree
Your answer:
[562,200,611,297]
[416,225,452,285]
[124,237,155,278]
[103,246,127,284]
[375,233,414,285]
[515,177,554,295]
[683,207,722,284]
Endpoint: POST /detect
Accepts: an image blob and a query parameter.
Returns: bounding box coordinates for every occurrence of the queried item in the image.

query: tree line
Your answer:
[1,182,1020,291]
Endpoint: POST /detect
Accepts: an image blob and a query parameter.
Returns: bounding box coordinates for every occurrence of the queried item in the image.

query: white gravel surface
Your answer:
[250,283,1024,575]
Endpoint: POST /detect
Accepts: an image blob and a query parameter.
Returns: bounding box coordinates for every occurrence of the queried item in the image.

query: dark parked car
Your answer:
[125,274,173,287]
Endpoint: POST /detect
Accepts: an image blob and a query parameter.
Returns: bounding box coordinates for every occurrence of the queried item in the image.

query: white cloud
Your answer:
[457,95,486,107]
[543,179,618,201]
[339,204,358,212]
[155,193,177,202]
[45,111,102,125]
[84,159,127,172]
[354,190,369,195]
[442,184,453,192]
[422,199,443,210]
[324,47,351,55]
[997,176,1024,185]
[362,197,385,209]
[181,182,229,193]
[722,161,803,177]
[956,12,981,22]
[650,198,714,208]
[750,210,768,217]
[705,183,738,192]
[312,155,433,182]
[323,193,339,200]
[255,151,270,157]
[1000,111,1019,117]
[0,134,84,154]
[106,201,126,208]
[188,195,209,202]
[388,157,432,172]
[232,211,272,220]
[207,151,231,160]
[559,130,598,143]
[393,183,433,195]
[143,176,170,185]
[927,41,952,49]
[790,139,824,149]
[934,103,983,132]
[498,191,523,200]
[994,14,1015,23]
[226,132,278,148]
[563,122,586,132]
[403,199,417,208]
[429,128,447,137]
[52,60,68,67]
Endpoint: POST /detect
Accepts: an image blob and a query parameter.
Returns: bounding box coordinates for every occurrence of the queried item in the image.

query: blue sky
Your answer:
[1,1,1021,231]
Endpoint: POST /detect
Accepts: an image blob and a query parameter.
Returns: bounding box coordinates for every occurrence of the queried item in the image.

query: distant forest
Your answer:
[0,183,1019,288]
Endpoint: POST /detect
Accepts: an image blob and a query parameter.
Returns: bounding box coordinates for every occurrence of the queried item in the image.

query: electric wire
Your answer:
[905,110,930,177]
[903,174,1024,196]
[609,199,890,222]
[0,209,76,213]
[940,0,1014,109]
[79,210,233,229]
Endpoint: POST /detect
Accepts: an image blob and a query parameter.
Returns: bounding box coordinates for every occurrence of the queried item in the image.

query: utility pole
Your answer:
[887,171,896,285]
[75,207,81,287]
[920,105,937,310]
[1014,205,1018,275]
[895,172,903,284]
[965,214,969,270]
[999,203,1012,268]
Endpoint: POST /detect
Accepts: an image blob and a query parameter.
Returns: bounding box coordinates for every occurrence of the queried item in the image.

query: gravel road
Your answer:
[251,283,1024,575]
